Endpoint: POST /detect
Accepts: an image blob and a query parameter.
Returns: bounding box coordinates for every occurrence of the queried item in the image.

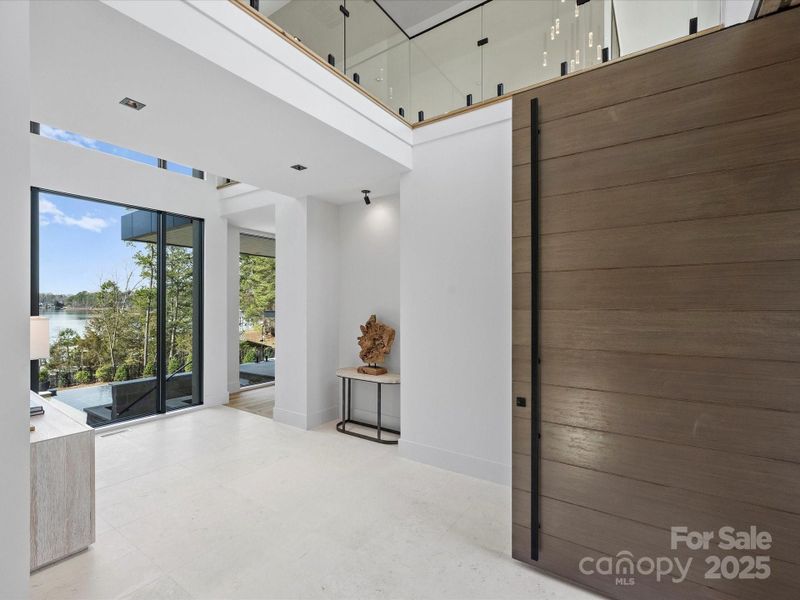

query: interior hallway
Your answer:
[228,385,275,419]
[30,406,600,600]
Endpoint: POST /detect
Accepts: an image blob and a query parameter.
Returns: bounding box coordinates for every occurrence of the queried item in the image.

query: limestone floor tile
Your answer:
[115,488,270,573]
[116,575,194,600]
[30,406,604,600]
[30,530,165,600]
[96,463,216,529]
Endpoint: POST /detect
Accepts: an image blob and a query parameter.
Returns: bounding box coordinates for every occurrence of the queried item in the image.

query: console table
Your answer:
[30,391,95,571]
[336,368,400,444]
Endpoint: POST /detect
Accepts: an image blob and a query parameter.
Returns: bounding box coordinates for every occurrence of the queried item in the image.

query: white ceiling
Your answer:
[30,0,407,205]
[378,0,483,36]
[227,205,277,234]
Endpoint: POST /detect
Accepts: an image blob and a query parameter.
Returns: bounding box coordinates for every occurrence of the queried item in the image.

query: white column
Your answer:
[274,197,309,427]
[305,198,340,428]
[0,1,32,595]
[274,197,340,429]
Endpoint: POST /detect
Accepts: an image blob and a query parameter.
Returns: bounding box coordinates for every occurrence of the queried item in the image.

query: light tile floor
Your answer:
[30,406,603,600]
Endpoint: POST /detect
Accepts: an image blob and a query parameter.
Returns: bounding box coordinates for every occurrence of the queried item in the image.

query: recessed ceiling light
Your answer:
[120,97,146,111]
[290,164,307,171]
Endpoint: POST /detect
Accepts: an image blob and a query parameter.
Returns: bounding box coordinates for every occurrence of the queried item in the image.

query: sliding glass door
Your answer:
[31,189,203,427]
[165,215,203,412]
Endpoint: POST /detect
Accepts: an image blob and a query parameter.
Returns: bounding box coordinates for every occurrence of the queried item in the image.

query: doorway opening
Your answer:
[230,232,275,418]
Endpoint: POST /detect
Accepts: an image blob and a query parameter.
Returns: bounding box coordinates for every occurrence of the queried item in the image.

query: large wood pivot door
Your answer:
[511,7,800,600]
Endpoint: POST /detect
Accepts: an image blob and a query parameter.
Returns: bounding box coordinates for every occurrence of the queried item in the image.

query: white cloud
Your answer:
[39,125,98,149]
[39,198,111,233]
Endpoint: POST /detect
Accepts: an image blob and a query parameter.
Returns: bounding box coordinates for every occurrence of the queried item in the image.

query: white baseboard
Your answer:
[308,404,338,429]
[272,406,307,429]
[348,407,401,431]
[273,404,338,430]
[399,438,511,485]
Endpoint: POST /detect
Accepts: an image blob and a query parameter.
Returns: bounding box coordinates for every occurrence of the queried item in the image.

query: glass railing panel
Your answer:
[410,7,482,120]
[268,0,345,72]
[612,0,721,57]
[481,0,569,97]
[557,0,607,75]
[245,0,727,123]
[350,39,411,118]
[345,0,409,117]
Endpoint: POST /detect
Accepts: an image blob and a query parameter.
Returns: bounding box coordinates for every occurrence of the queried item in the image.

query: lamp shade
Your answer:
[30,316,50,360]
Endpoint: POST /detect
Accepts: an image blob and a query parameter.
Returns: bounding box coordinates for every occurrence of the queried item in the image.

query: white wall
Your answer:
[723,0,756,25]
[227,225,242,393]
[0,1,31,595]
[30,135,231,408]
[338,195,401,430]
[274,197,340,429]
[400,100,512,484]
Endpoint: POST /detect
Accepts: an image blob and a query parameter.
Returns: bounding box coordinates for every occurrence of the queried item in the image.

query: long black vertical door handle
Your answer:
[529,97,541,561]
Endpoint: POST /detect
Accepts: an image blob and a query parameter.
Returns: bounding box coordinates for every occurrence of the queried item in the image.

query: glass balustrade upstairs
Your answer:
[243,0,721,124]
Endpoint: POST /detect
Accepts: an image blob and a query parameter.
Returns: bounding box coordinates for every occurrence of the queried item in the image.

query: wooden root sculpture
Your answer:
[357,315,395,375]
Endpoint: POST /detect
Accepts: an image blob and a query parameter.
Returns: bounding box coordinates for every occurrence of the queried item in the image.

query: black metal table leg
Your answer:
[347,378,352,422]
[377,383,382,440]
[341,377,346,431]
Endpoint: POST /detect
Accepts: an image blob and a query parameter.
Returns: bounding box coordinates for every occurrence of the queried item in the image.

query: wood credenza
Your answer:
[29,392,95,571]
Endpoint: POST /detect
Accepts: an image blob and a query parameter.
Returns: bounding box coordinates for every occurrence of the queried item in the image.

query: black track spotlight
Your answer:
[362,189,371,206]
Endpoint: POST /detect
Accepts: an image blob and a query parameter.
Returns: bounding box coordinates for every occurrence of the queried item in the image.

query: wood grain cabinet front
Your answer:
[30,396,95,572]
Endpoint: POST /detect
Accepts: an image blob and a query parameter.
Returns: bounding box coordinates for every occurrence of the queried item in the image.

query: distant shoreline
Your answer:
[40,307,99,313]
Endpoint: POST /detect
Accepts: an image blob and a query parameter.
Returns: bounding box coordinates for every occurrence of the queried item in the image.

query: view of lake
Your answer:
[41,309,93,342]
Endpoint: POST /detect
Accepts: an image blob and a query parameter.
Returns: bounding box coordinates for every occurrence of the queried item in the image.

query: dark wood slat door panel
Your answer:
[513,159,800,219]
[511,344,531,383]
[514,463,800,565]
[512,527,740,600]
[533,58,800,161]
[537,161,800,233]
[511,9,800,598]
[513,61,800,165]
[541,261,800,311]
[540,347,800,413]
[537,497,800,600]
[539,211,800,272]
[513,385,800,462]
[512,6,800,129]
[540,310,800,362]
[538,423,800,515]
[527,109,800,195]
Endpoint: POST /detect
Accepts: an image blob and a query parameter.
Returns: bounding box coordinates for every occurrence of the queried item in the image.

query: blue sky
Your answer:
[37,126,195,295]
[39,192,143,295]
[39,124,194,174]
[40,124,159,167]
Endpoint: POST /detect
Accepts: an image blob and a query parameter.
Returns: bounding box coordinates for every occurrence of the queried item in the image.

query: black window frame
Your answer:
[30,187,204,424]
